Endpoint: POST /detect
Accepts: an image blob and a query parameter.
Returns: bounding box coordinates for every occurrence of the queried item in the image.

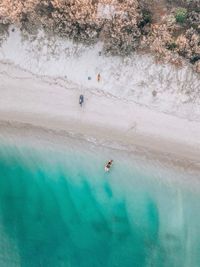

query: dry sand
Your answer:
[0,62,200,170]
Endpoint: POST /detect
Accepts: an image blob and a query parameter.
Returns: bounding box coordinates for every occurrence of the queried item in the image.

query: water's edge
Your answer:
[0,132,200,267]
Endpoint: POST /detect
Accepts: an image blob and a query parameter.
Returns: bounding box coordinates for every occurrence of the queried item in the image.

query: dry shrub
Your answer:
[194,60,200,73]
[0,0,142,54]
[187,11,200,31]
[102,0,142,55]
[176,28,200,60]
[141,24,175,61]
[0,0,39,24]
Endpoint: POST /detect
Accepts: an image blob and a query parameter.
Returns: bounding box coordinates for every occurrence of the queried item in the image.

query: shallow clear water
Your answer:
[0,140,200,267]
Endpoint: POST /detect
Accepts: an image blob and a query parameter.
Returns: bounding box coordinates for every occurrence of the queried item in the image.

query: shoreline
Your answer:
[0,62,200,172]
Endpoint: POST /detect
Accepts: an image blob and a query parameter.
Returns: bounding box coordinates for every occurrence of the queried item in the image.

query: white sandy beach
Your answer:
[1,28,200,118]
[0,28,200,169]
[0,61,200,169]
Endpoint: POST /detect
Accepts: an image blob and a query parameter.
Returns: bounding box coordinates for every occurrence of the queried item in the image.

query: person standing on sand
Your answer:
[79,95,84,107]
[97,73,101,82]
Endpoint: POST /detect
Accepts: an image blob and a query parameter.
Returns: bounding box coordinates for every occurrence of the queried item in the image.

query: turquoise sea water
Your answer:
[0,139,200,267]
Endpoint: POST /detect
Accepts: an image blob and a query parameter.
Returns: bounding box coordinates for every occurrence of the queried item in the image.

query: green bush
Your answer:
[167,42,177,51]
[143,10,152,24]
[175,8,187,23]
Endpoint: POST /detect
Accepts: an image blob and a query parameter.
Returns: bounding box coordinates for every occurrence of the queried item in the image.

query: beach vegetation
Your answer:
[0,0,199,72]
[142,10,152,24]
[167,42,177,51]
[175,8,187,23]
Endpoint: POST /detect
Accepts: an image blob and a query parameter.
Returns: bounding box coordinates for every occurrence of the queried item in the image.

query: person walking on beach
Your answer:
[97,73,101,82]
[79,94,84,107]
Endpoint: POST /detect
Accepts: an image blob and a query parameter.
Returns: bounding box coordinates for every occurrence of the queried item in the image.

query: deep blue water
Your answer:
[0,141,200,267]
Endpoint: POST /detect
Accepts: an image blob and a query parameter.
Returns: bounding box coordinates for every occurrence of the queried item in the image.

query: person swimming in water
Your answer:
[105,160,113,172]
